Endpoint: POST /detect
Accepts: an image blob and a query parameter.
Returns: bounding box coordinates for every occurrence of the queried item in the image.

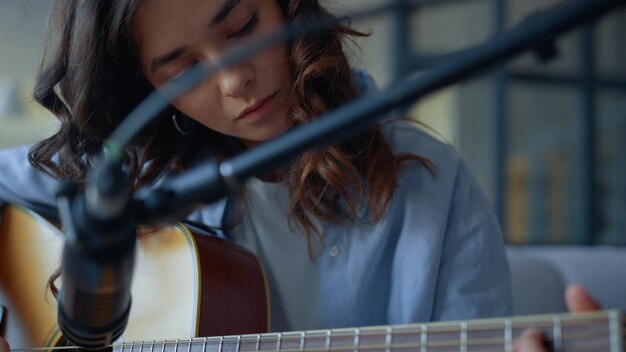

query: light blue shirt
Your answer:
[0,70,512,332]
[184,119,513,331]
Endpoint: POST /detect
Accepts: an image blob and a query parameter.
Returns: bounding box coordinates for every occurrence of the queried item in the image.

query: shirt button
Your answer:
[328,246,341,257]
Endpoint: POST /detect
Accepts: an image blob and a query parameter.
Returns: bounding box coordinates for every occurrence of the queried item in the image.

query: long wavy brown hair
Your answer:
[31,0,432,256]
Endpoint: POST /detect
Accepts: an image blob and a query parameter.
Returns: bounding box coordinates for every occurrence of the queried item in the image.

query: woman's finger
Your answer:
[565,284,602,312]
[513,329,547,352]
[0,337,10,352]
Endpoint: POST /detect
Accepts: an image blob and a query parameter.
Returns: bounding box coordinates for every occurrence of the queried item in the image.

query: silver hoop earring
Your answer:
[172,113,190,136]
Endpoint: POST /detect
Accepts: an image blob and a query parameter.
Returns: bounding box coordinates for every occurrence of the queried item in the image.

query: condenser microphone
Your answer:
[56,160,136,349]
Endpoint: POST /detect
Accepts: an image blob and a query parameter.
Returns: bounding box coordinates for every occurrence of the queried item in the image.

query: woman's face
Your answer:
[135,0,292,148]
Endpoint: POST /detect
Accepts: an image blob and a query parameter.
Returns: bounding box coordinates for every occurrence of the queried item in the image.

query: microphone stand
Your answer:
[134,0,625,223]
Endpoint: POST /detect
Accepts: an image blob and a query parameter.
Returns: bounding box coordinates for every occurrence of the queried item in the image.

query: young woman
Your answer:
[0,0,512,334]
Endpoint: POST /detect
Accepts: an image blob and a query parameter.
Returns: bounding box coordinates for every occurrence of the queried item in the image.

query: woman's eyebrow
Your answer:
[211,0,242,26]
[150,47,188,74]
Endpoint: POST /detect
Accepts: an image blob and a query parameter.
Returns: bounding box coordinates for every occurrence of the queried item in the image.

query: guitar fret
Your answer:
[420,324,428,352]
[236,336,241,352]
[504,318,513,352]
[276,333,282,352]
[203,337,208,352]
[256,334,261,352]
[170,340,178,352]
[219,337,224,352]
[609,311,623,352]
[460,321,467,352]
[353,328,360,352]
[325,330,332,352]
[300,331,306,352]
[553,316,562,351]
[385,326,392,352]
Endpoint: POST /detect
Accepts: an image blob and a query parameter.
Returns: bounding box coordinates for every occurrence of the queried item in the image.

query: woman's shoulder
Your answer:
[0,144,37,180]
[380,119,462,169]
[379,119,492,228]
[0,144,59,212]
[0,144,30,159]
[352,68,378,96]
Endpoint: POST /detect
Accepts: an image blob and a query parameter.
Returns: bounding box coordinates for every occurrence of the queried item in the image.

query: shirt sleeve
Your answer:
[430,161,513,321]
[0,145,59,214]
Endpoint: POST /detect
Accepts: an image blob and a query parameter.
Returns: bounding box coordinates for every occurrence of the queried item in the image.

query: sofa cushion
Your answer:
[507,246,626,316]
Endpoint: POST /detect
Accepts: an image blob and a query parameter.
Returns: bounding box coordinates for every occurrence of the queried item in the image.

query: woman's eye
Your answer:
[229,13,259,38]
[170,61,198,81]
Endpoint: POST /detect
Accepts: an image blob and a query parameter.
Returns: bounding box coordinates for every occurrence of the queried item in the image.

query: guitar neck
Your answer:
[111,310,625,352]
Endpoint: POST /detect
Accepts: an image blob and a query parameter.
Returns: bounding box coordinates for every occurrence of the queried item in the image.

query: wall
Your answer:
[0,0,57,148]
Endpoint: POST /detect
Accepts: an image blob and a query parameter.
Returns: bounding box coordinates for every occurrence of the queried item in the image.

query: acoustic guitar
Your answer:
[0,204,268,349]
[1,204,624,351]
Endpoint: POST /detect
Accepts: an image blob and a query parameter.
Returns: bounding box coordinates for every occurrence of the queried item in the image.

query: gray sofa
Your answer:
[507,246,626,316]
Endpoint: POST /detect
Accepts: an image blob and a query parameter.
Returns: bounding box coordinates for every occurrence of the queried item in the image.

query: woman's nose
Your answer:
[218,63,254,97]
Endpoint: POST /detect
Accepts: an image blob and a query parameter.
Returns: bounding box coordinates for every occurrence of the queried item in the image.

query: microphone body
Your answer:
[56,163,136,349]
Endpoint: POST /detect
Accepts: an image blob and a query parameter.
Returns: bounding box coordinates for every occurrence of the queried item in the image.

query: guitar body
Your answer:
[0,204,268,350]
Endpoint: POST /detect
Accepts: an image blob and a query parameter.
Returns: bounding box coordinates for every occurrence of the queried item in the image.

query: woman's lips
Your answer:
[237,92,278,122]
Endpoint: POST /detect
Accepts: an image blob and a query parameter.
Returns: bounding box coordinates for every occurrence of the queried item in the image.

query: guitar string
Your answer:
[11,329,625,352]
[119,337,618,352]
[125,339,613,351]
[11,336,625,352]
[11,328,626,351]
[111,325,615,348]
[10,336,620,352]
[6,340,610,352]
[10,315,624,352]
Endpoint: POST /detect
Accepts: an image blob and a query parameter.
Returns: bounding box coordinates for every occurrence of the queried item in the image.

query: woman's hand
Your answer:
[513,284,601,352]
[0,337,9,352]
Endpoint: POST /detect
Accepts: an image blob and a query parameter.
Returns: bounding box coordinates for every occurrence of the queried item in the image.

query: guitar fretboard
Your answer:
[111,310,624,352]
